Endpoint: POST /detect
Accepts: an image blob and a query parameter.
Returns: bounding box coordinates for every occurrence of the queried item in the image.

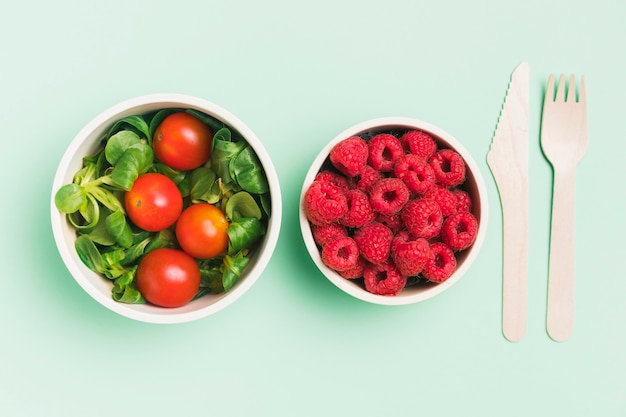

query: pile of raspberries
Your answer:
[304,129,479,296]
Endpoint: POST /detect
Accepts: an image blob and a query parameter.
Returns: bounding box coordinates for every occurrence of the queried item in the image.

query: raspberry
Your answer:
[376,212,403,234]
[341,189,375,228]
[422,242,457,283]
[338,256,368,279]
[321,237,360,271]
[441,211,479,251]
[368,133,404,172]
[304,180,348,225]
[315,170,349,191]
[452,189,472,213]
[401,130,437,160]
[428,149,466,187]
[391,231,430,277]
[401,198,443,239]
[355,165,382,192]
[353,222,393,264]
[330,136,368,177]
[311,223,348,247]
[394,153,436,195]
[423,185,457,217]
[369,178,410,215]
[363,261,407,296]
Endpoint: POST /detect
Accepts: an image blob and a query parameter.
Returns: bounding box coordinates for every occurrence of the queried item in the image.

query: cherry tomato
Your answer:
[153,112,213,171]
[176,203,229,259]
[136,248,201,308]
[124,173,183,232]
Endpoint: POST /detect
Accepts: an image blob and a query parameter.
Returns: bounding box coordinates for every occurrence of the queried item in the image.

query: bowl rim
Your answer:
[299,116,489,305]
[51,93,282,324]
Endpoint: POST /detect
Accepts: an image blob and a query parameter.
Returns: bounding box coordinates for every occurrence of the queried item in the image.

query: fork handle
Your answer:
[546,168,577,342]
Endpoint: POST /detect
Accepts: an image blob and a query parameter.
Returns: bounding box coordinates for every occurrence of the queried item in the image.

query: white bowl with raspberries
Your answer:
[299,117,488,305]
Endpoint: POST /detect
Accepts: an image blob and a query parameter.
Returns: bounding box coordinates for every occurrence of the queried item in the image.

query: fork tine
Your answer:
[579,75,586,105]
[546,74,555,102]
[555,74,566,102]
[567,74,577,103]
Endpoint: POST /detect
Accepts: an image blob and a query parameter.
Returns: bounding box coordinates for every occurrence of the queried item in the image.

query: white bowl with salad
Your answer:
[51,94,281,324]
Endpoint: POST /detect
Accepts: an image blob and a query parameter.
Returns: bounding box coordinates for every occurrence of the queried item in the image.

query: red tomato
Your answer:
[176,203,229,259]
[125,173,183,232]
[153,112,213,171]
[136,248,201,308]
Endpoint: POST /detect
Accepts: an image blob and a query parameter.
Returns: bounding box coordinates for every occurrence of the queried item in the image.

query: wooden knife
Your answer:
[487,62,530,342]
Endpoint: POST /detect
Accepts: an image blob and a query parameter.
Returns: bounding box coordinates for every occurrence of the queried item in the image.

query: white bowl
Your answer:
[299,117,488,305]
[51,94,282,324]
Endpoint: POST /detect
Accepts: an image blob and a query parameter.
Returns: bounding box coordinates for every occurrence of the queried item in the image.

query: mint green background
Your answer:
[1,1,624,416]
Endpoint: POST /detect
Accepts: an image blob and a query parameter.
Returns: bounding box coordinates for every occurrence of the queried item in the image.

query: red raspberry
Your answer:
[394,153,436,195]
[341,189,375,228]
[369,178,410,215]
[311,223,348,247]
[452,189,472,213]
[304,180,348,226]
[376,212,403,234]
[401,198,443,239]
[428,149,466,187]
[423,185,457,217]
[315,170,349,191]
[338,256,368,279]
[391,231,430,277]
[321,237,360,271]
[355,165,382,192]
[401,130,437,160]
[330,136,368,177]
[353,222,393,264]
[363,261,407,296]
[422,242,457,283]
[368,133,403,172]
[441,211,479,251]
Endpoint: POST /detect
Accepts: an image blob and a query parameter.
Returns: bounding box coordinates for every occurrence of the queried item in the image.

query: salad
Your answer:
[54,108,270,307]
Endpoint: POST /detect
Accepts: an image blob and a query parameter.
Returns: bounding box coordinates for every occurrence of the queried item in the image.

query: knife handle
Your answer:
[500,190,528,342]
[546,169,577,342]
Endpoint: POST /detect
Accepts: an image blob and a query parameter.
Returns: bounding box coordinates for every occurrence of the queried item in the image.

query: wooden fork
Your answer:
[540,74,588,342]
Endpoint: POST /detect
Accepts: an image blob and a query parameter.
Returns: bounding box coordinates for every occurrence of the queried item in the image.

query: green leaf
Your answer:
[231,146,269,194]
[55,183,86,214]
[189,167,219,203]
[144,229,176,253]
[93,148,109,178]
[105,210,133,248]
[102,248,126,268]
[105,130,141,165]
[221,251,250,292]
[192,287,214,300]
[185,109,226,134]
[121,237,151,265]
[224,191,262,221]
[260,192,271,217]
[75,235,106,274]
[199,267,223,294]
[210,128,245,184]
[67,194,100,232]
[112,269,145,304]
[110,142,154,190]
[153,162,186,185]
[132,230,152,245]
[75,153,102,185]
[85,207,117,246]
[107,115,150,142]
[227,217,264,254]
[88,185,125,212]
